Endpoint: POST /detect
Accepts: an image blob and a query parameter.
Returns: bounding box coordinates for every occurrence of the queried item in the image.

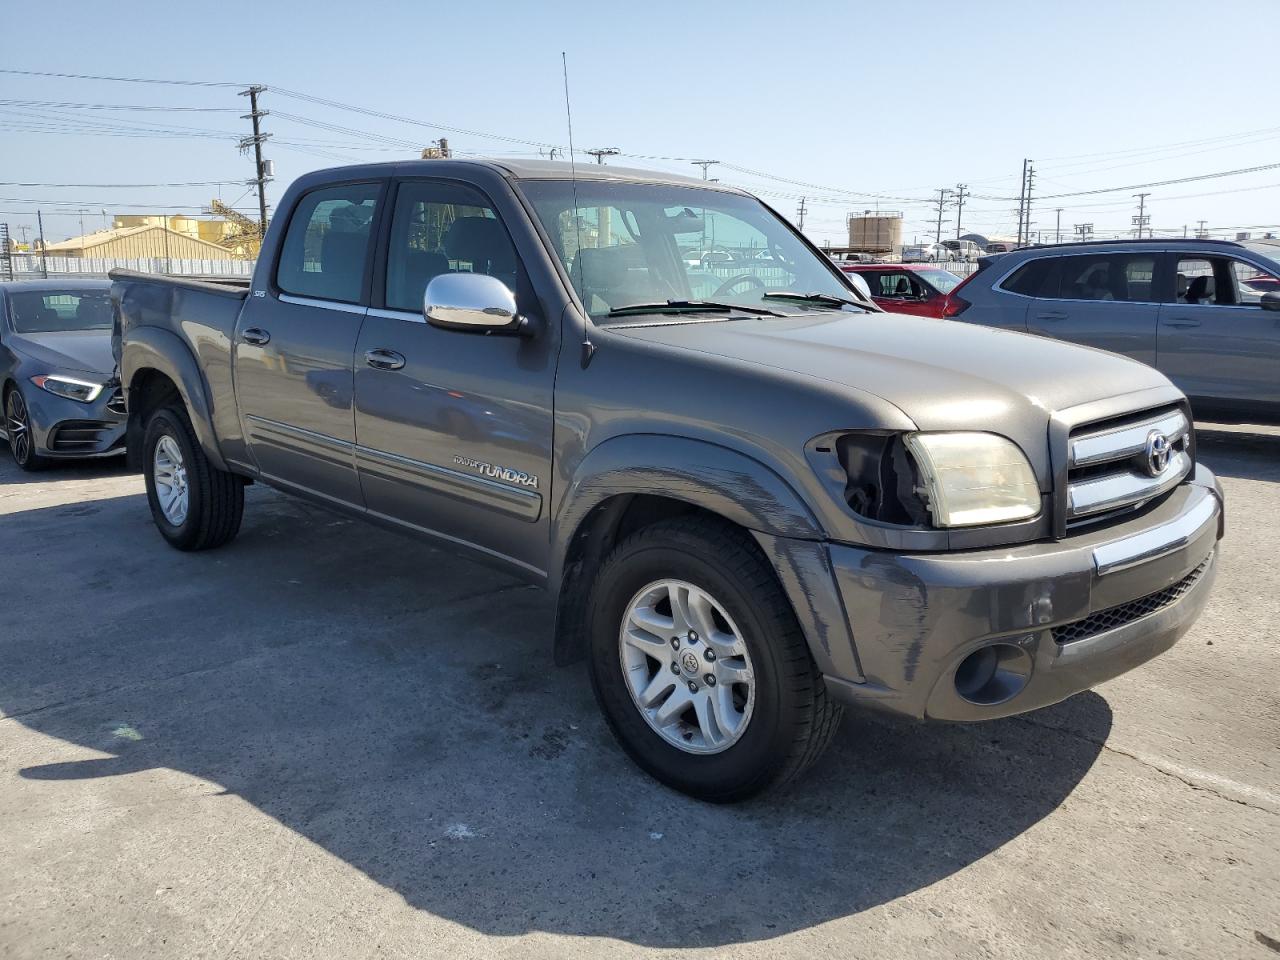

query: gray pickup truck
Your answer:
[113,159,1224,801]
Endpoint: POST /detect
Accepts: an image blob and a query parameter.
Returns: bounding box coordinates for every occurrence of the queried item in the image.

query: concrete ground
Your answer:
[0,426,1277,960]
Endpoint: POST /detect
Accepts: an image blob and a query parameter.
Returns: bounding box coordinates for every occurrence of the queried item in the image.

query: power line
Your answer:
[0,180,241,188]
[0,68,243,87]
[0,98,239,112]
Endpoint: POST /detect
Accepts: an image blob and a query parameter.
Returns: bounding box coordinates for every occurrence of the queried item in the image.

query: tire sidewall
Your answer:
[588,532,802,799]
[142,407,202,548]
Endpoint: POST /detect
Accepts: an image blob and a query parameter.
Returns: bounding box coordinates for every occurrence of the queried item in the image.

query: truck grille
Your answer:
[1053,554,1212,644]
[1065,405,1191,525]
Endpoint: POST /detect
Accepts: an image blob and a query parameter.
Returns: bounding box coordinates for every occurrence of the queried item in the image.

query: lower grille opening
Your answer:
[50,420,116,452]
[1053,555,1213,645]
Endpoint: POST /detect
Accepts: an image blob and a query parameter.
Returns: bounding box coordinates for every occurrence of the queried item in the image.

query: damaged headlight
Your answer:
[904,432,1041,527]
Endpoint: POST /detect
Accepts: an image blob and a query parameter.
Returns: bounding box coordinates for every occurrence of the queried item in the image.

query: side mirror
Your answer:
[423,273,529,335]
[1261,292,1280,312]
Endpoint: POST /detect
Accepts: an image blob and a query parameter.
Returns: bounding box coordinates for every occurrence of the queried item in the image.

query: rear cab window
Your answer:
[276,183,381,303]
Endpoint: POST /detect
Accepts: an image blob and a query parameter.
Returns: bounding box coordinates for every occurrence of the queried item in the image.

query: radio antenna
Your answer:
[562,52,595,366]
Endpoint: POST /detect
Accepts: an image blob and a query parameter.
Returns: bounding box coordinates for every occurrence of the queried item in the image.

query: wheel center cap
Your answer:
[680,650,701,675]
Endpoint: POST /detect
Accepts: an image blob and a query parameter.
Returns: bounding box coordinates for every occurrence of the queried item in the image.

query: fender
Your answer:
[120,326,228,472]
[551,434,844,667]
[553,434,824,577]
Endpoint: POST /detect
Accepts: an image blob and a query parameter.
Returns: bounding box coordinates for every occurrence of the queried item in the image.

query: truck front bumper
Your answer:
[792,465,1223,722]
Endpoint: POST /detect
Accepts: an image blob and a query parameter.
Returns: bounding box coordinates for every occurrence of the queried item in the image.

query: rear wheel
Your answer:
[143,405,244,551]
[587,516,842,802]
[5,387,47,472]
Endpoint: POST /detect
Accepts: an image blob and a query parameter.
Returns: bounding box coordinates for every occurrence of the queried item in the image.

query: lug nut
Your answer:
[670,637,680,650]
[670,662,680,674]
[704,674,717,686]
[704,649,716,661]
[688,630,699,642]
[687,680,699,693]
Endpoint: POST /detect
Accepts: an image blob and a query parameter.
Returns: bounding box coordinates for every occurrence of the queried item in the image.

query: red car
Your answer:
[839,263,965,318]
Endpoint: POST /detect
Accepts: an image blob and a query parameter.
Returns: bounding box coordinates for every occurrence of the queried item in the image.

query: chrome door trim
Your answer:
[244,414,354,454]
[354,444,542,522]
[1092,491,1218,576]
[278,293,368,315]
[366,306,426,323]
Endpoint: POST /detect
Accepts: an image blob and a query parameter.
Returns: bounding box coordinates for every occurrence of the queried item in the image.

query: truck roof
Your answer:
[297,157,740,193]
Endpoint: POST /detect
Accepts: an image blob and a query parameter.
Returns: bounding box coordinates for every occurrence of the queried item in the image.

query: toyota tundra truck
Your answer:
[111,159,1224,801]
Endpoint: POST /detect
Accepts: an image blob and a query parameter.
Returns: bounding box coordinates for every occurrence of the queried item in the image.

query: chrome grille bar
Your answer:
[1065,405,1192,522]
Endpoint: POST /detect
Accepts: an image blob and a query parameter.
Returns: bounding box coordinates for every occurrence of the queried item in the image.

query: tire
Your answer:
[586,516,842,802]
[142,405,244,551]
[5,386,48,472]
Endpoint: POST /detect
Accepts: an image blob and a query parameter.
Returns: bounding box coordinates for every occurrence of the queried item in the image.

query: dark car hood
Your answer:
[10,330,115,377]
[609,310,1171,431]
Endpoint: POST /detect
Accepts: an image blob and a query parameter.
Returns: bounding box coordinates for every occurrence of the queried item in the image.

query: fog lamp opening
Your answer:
[954,642,1033,705]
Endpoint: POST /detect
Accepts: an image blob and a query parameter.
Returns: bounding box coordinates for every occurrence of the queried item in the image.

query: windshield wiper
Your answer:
[605,299,785,318]
[761,291,869,310]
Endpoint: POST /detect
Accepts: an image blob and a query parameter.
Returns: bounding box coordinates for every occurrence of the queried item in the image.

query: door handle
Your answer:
[1163,318,1202,328]
[1035,311,1068,321]
[241,328,271,346]
[365,348,406,371]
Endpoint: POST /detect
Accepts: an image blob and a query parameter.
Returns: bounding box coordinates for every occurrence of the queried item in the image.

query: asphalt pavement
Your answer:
[1,425,1277,959]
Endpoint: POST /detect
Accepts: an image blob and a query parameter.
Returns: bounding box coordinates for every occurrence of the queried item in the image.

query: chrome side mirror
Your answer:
[423,273,528,335]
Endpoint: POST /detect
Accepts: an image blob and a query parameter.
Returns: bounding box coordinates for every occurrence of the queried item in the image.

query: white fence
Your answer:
[7,254,254,279]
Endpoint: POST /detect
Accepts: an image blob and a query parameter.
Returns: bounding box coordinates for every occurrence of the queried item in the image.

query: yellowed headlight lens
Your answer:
[905,432,1041,527]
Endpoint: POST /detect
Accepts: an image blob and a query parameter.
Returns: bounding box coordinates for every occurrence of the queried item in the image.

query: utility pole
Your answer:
[586,147,620,164]
[691,160,719,180]
[239,85,272,237]
[796,197,807,230]
[1074,222,1093,243]
[37,209,48,279]
[1016,160,1027,245]
[78,208,87,240]
[953,183,969,239]
[1054,208,1063,243]
[933,188,952,245]
[1196,219,1209,239]
[1132,193,1151,239]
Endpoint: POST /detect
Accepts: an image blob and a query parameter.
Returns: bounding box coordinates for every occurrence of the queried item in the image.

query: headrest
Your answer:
[444,217,516,275]
[1187,275,1215,303]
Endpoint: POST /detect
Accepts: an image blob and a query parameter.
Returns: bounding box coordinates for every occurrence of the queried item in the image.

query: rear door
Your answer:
[1024,251,1162,364]
[352,177,558,576]
[233,179,384,506]
[1157,253,1280,415]
[862,269,935,316]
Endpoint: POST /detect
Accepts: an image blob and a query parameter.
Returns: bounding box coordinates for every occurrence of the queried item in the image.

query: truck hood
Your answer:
[608,311,1170,430]
[10,330,115,377]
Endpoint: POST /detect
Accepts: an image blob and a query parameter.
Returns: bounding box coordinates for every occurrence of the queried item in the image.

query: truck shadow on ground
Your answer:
[2,486,1111,948]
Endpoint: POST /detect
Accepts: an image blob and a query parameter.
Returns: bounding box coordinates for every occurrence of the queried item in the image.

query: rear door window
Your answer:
[1055,254,1157,303]
[276,183,380,303]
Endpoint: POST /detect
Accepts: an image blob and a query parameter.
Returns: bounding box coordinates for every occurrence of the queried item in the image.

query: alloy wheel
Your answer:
[6,391,32,465]
[618,579,757,755]
[152,434,189,526]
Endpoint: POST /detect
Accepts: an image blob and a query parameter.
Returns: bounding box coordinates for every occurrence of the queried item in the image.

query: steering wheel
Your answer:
[713,274,767,297]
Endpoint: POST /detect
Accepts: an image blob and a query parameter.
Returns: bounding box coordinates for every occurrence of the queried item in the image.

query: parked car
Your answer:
[839,263,964,317]
[942,238,1280,423]
[1,279,126,470]
[941,239,984,261]
[113,159,1223,801]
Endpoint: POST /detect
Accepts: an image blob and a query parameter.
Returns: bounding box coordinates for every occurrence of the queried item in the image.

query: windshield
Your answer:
[914,269,963,293]
[8,289,113,333]
[520,180,861,322]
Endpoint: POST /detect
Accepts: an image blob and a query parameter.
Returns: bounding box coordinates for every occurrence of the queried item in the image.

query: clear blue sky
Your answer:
[2,0,1277,247]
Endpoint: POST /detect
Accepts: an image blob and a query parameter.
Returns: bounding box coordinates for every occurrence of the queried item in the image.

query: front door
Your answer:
[234,180,383,506]
[1157,253,1280,416]
[352,178,557,577]
[1025,251,1161,365]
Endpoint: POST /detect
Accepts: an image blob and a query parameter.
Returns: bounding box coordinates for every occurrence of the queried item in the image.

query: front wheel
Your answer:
[5,387,48,472]
[143,405,244,551]
[587,517,842,801]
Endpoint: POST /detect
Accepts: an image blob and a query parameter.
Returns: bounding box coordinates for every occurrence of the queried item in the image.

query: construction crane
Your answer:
[206,199,263,259]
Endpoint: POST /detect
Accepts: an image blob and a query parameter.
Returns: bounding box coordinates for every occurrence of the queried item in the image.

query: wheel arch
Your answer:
[120,327,226,471]
[550,435,826,667]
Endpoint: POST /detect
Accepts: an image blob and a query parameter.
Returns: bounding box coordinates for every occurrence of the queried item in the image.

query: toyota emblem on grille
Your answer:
[1145,430,1171,476]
